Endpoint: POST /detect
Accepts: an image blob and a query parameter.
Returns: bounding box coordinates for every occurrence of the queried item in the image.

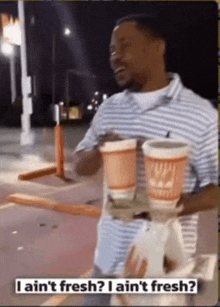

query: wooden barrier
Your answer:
[18,123,67,181]
[7,194,102,219]
[18,166,57,181]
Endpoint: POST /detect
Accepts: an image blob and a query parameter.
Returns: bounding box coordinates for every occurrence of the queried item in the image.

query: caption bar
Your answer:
[16,278,198,294]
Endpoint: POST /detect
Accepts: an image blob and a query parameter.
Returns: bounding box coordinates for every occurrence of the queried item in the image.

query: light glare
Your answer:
[64,28,71,36]
[1,42,14,55]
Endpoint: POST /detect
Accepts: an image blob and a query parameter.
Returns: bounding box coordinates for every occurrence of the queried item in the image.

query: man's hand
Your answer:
[177,184,218,216]
[164,255,177,273]
[73,133,123,177]
[124,246,177,277]
[124,246,148,278]
[74,149,103,177]
[115,246,148,306]
[115,246,177,306]
[98,132,124,146]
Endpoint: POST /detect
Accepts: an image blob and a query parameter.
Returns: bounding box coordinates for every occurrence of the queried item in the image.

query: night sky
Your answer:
[0,1,218,114]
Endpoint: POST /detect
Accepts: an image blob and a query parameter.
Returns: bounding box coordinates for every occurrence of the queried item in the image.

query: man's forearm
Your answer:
[74,149,103,176]
[73,133,123,177]
[179,184,218,216]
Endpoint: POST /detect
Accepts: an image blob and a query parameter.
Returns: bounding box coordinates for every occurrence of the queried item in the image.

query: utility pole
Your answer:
[9,53,16,104]
[18,0,34,145]
[52,33,56,115]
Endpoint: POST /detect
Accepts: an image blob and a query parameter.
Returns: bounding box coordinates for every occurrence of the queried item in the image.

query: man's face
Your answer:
[110,21,164,91]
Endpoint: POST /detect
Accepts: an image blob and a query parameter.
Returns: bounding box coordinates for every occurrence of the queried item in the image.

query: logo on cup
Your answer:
[146,156,188,201]
[148,161,176,190]
[143,139,191,208]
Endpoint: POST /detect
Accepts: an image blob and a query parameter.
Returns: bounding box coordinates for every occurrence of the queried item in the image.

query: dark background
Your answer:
[0,1,217,125]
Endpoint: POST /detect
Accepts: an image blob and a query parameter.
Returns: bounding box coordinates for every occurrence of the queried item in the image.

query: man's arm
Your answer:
[179,112,218,216]
[73,132,124,177]
[74,149,103,176]
[178,184,218,216]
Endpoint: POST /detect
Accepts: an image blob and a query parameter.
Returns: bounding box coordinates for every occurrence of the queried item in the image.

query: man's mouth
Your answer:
[114,67,126,75]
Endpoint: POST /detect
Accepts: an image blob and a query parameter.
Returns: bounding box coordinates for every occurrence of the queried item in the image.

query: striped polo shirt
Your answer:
[76,73,218,275]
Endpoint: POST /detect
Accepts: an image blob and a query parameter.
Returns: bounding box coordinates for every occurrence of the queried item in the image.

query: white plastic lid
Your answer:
[142,138,191,159]
[100,138,137,153]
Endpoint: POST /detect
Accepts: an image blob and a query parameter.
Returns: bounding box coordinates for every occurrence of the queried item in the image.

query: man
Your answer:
[74,14,218,306]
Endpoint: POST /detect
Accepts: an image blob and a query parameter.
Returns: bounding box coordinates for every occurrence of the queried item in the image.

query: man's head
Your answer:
[110,14,168,92]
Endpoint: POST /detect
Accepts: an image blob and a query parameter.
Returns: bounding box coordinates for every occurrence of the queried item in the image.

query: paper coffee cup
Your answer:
[100,139,137,199]
[142,139,191,209]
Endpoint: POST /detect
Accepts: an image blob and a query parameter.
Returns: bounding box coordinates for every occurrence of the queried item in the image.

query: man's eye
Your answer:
[122,42,131,48]
[109,42,131,55]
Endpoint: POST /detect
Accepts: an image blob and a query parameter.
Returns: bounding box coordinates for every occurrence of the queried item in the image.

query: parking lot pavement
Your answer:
[0,203,99,306]
[0,126,102,306]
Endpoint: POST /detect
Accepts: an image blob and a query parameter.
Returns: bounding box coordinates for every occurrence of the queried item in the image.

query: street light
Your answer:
[1,41,16,105]
[1,41,14,56]
[2,16,21,46]
[64,27,71,36]
[0,14,20,105]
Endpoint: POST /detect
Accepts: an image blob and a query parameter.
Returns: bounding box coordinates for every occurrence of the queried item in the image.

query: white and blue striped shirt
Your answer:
[76,73,218,275]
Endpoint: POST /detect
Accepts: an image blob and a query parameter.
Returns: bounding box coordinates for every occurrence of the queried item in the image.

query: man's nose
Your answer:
[110,51,122,69]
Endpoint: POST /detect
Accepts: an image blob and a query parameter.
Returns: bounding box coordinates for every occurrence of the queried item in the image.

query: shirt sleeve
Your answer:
[194,113,218,187]
[75,102,106,153]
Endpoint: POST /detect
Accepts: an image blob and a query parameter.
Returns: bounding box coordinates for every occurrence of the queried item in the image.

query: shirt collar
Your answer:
[166,72,183,101]
[124,72,183,110]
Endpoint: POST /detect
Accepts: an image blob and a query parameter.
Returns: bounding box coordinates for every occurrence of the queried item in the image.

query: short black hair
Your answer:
[115,13,166,41]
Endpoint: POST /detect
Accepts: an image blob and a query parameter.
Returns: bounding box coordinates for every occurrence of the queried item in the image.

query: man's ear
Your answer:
[157,39,166,57]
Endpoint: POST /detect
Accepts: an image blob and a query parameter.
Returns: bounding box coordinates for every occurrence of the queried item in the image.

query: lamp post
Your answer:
[18,0,34,145]
[52,32,56,110]
[52,27,71,120]
[9,52,16,104]
[1,4,35,145]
